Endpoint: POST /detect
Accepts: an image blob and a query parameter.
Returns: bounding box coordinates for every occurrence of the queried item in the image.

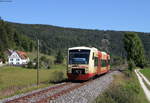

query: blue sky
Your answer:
[0,0,150,32]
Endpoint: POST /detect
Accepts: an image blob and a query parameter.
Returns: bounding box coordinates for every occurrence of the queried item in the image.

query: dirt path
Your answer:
[135,69,150,102]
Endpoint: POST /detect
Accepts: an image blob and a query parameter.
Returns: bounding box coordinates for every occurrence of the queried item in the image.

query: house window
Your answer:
[11,62,13,64]
[16,59,20,61]
[16,62,20,64]
[10,59,13,61]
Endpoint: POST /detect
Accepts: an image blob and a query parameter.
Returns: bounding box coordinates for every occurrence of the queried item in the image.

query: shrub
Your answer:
[55,51,64,64]
[95,82,140,103]
[27,61,35,69]
[94,73,146,103]
[128,59,135,71]
[49,71,65,83]
[97,84,139,103]
[33,56,52,69]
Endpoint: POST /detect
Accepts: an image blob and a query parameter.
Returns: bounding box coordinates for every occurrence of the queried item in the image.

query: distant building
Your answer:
[8,51,30,65]
[0,59,3,64]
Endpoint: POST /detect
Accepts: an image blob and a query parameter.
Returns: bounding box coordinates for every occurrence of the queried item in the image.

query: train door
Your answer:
[94,56,99,75]
[96,51,101,75]
[107,55,110,72]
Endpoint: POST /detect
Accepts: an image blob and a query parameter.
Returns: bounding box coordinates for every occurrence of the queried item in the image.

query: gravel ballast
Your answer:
[49,71,120,103]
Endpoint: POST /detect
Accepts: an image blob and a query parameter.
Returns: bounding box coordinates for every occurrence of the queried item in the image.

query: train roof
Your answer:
[68,46,98,51]
[101,51,107,55]
[68,46,109,55]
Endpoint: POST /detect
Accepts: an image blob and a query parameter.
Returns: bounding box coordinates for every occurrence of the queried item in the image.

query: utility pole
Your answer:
[37,39,39,86]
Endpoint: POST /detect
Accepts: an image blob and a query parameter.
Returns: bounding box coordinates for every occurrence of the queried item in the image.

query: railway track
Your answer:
[3,76,103,103]
[3,79,93,103]
[1,68,123,103]
[4,82,75,103]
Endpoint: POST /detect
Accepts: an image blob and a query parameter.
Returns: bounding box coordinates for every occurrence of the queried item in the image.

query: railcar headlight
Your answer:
[67,67,72,73]
[85,68,88,73]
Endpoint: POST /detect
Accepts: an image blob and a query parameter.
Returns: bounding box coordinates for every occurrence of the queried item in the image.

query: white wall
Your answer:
[8,52,30,65]
[0,62,3,65]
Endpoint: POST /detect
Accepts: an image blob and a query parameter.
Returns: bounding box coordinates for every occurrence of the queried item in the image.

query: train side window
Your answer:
[92,53,94,60]
[94,57,98,67]
[108,60,110,65]
[101,60,107,67]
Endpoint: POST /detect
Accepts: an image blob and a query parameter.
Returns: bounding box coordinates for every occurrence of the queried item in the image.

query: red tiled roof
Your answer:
[16,51,28,59]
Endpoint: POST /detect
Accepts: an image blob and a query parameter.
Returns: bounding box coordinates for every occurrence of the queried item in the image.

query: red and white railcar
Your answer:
[67,46,110,80]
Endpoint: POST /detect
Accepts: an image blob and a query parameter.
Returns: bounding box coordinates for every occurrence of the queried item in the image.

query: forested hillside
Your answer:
[9,22,150,62]
[0,20,35,60]
[0,20,149,62]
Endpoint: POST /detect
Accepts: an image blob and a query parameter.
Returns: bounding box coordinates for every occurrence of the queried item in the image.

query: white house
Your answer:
[8,51,30,65]
[0,59,3,65]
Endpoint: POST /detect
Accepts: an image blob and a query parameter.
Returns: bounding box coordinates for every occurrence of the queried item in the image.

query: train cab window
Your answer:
[108,60,110,65]
[101,60,107,67]
[94,57,98,66]
[69,50,90,64]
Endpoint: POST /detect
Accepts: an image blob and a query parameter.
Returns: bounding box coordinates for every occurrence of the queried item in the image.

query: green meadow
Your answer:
[140,67,150,81]
[0,65,66,99]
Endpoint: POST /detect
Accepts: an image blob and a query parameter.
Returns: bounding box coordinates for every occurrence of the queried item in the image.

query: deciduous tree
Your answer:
[123,32,146,68]
[55,50,64,64]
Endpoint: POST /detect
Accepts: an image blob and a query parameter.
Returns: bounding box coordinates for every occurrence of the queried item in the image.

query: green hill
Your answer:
[0,20,149,62]
[0,20,35,60]
[8,22,150,61]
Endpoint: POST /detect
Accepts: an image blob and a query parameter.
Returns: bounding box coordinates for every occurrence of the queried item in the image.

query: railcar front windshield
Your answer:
[69,49,90,64]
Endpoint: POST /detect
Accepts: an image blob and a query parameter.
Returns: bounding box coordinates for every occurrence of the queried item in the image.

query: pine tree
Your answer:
[55,51,64,64]
[123,32,146,68]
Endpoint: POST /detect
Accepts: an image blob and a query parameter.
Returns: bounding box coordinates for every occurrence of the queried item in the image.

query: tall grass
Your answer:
[0,65,66,90]
[140,67,150,81]
[49,71,66,83]
[94,71,149,103]
[0,65,67,98]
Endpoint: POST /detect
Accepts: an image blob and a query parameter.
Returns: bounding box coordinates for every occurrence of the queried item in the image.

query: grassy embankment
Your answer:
[140,67,150,81]
[94,70,149,103]
[0,50,67,100]
[0,65,67,99]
